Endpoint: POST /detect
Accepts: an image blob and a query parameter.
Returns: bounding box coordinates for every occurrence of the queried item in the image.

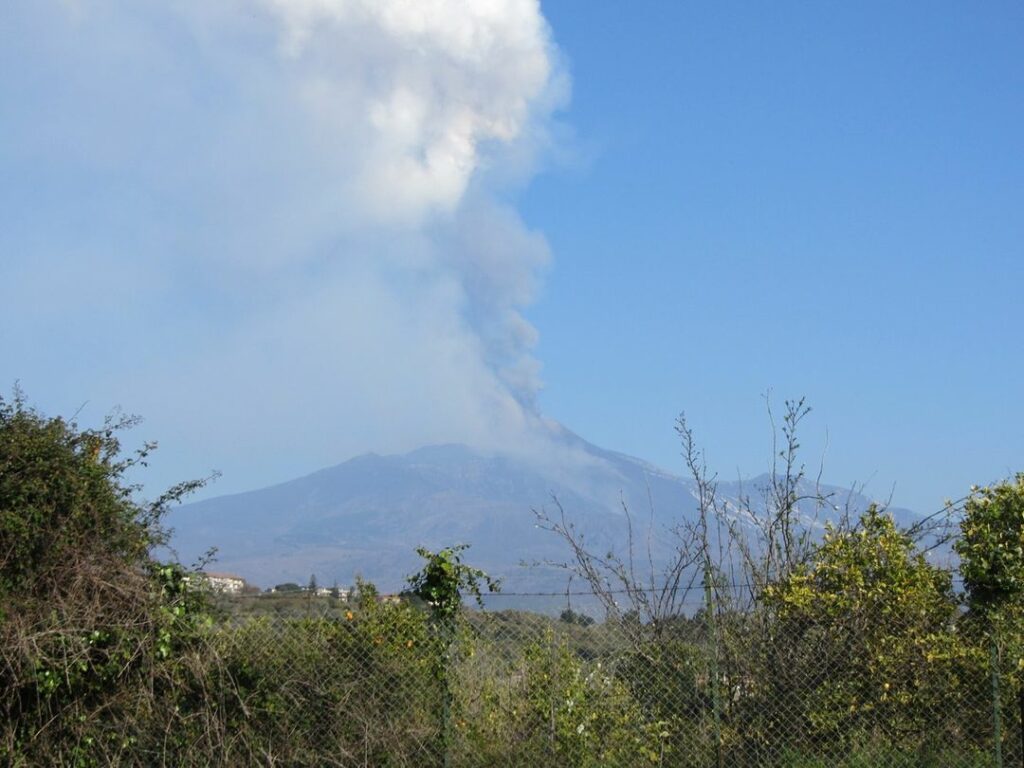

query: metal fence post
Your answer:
[993,632,1004,768]
[704,569,724,768]
[440,615,454,768]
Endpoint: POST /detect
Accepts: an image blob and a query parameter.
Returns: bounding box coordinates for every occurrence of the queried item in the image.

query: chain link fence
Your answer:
[3,576,1020,766]
[165,588,1018,767]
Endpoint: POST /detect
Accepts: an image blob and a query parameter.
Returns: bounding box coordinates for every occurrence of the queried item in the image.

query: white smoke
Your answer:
[236,0,557,225]
[0,0,578,491]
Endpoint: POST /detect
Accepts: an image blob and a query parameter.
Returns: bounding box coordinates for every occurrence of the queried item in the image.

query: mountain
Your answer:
[166,429,918,597]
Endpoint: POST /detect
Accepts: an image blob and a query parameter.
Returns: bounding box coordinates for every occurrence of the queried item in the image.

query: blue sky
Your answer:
[524,1,1024,512]
[1,1,1021,515]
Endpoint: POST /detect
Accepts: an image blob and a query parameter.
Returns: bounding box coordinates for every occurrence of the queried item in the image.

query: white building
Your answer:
[202,572,246,594]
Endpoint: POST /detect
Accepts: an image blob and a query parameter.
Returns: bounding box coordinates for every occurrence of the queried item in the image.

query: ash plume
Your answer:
[0,1,578,491]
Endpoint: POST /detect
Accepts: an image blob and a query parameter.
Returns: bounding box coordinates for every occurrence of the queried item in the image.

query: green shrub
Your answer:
[0,392,212,765]
[457,630,667,767]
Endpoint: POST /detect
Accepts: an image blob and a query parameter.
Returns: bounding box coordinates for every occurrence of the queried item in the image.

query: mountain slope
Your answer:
[167,433,914,594]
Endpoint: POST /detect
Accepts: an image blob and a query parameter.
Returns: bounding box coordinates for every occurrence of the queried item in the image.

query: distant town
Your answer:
[193,571,405,604]
[195,571,349,599]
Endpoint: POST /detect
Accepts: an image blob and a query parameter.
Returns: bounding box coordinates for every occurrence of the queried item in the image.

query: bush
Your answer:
[457,629,667,766]
[191,597,443,766]
[758,507,983,757]
[0,392,210,765]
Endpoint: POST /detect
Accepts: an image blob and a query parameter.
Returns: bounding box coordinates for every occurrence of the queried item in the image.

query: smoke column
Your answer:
[0,0,578,491]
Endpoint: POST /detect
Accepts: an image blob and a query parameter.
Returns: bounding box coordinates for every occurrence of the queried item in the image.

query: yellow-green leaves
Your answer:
[956,474,1024,618]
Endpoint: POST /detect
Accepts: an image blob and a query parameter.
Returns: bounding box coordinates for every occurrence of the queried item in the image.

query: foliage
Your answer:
[195,598,442,766]
[1,392,154,597]
[955,473,1024,764]
[560,608,596,627]
[761,506,981,754]
[957,474,1024,618]
[0,391,212,765]
[2,389,1020,765]
[407,544,501,622]
[459,630,668,766]
[765,506,955,627]
[619,644,722,766]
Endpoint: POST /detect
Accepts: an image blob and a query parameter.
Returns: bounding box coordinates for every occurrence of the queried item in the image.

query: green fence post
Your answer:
[993,633,1004,768]
[704,568,724,768]
[440,615,454,768]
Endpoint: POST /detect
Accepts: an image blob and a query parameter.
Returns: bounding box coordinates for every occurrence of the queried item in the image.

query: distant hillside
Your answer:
[167,429,918,598]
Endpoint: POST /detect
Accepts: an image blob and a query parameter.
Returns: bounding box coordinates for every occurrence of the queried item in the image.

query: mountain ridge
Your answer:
[166,432,917,595]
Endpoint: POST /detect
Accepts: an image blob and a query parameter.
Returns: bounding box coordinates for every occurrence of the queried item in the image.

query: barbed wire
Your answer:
[215,494,973,601]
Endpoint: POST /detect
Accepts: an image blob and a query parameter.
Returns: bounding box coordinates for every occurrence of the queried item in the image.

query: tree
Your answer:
[534,397,832,630]
[955,474,1024,761]
[956,474,1024,619]
[534,397,839,764]
[0,390,211,763]
[762,506,971,753]
[406,544,500,762]
[559,608,595,627]
[406,544,501,621]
